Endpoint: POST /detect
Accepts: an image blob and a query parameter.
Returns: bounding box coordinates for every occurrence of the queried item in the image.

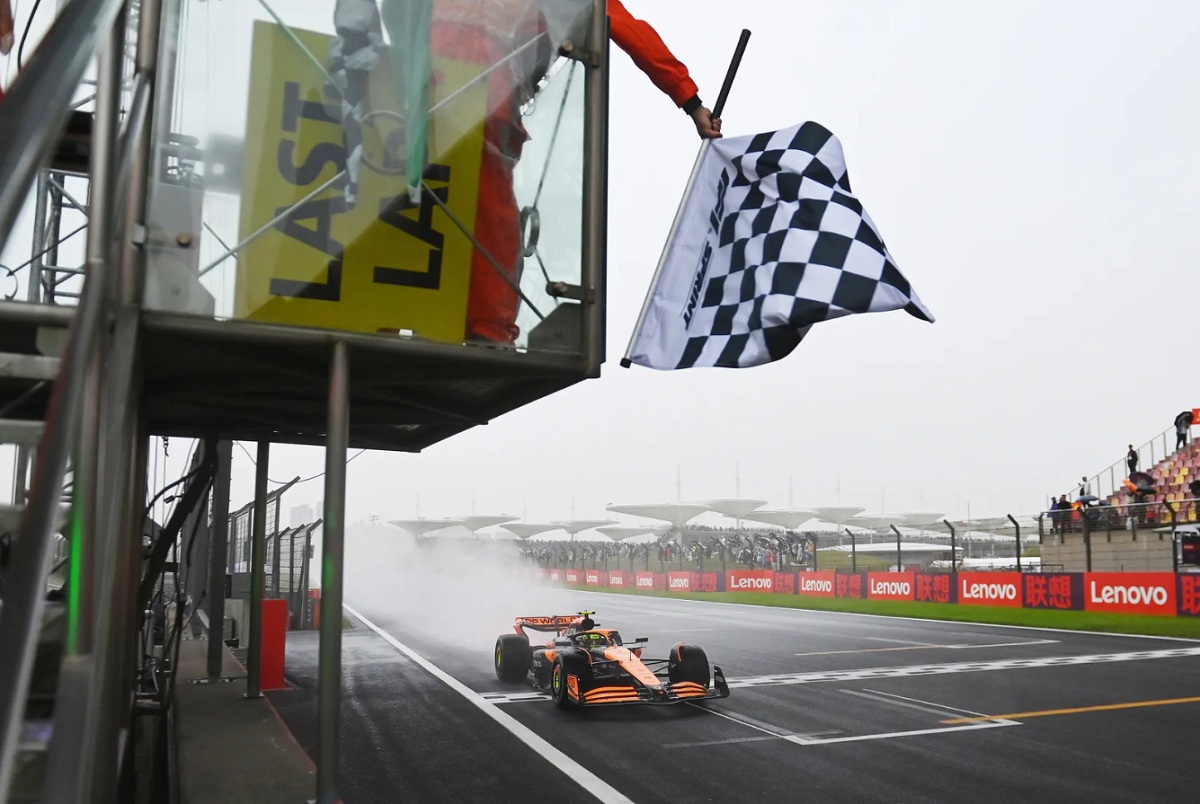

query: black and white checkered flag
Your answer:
[625,121,933,370]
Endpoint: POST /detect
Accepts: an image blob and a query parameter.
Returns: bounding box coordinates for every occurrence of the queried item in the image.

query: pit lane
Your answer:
[271,592,1200,803]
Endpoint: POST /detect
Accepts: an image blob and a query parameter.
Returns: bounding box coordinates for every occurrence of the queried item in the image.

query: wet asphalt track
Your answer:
[269,592,1200,803]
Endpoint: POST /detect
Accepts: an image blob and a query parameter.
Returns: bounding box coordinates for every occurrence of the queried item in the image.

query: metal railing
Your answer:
[1073,424,1192,504]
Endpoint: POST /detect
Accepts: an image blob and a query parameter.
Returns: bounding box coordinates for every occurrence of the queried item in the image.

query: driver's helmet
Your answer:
[577,631,607,648]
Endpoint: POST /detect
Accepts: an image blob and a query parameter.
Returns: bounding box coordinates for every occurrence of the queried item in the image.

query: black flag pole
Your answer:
[620,29,753,369]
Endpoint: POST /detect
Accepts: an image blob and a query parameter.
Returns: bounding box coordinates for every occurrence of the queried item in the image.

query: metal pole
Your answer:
[582,0,610,375]
[891,524,902,571]
[943,520,957,572]
[1165,502,1178,574]
[271,492,283,598]
[1007,514,1021,572]
[206,441,233,678]
[846,528,856,573]
[317,341,350,804]
[1082,514,1092,573]
[247,442,269,699]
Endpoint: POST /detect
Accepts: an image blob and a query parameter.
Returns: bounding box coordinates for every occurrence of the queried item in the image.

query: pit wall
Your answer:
[544,568,1200,618]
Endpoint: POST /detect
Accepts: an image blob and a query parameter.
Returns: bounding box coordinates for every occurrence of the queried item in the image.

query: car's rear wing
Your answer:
[513,615,579,634]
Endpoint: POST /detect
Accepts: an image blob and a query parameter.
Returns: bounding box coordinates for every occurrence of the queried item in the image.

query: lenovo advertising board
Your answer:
[1022,572,1082,610]
[867,572,916,601]
[607,571,629,589]
[915,572,956,603]
[726,570,774,592]
[667,572,693,592]
[1084,572,1175,616]
[958,572,1022,607]
[796,572,837,598]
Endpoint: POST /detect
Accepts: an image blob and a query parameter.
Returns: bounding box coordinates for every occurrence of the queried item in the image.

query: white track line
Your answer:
[568,590,1200,643]
[345,606,634,804]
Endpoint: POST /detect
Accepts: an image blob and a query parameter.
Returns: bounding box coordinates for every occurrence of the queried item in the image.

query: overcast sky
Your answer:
[5,1,1200,531]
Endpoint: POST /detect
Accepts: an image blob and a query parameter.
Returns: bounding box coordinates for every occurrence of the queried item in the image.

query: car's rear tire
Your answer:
[668,642,710,688]
[551,652,586,709]
[494,634,532,683]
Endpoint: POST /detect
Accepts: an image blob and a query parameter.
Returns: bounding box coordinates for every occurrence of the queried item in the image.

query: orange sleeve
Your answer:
[607,0,700,109]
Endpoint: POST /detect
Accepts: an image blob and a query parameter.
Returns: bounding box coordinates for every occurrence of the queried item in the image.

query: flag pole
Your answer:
[621,29,752,368]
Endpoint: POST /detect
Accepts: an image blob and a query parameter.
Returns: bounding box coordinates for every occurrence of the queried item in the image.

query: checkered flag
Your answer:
[625,122,933,370]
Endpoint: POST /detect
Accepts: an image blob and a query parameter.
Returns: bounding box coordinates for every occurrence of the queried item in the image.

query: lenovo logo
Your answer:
[870,579,911,596]
[636,577,654,588]
[730,576,772,590]
[962,582,1018,601]
[586,572,599,583]
[1089,582,1168,606]
[800,577,832,593]
[610,575,624,586]
[670,577,690,589]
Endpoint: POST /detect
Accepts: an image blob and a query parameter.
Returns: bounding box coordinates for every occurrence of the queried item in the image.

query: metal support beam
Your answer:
[943,520,957,572]
[1007,514,1021,572]
[581,0,609,376]
[247,441,269,699]
[206,441,233,678]
[846,528,857,573]
[317,341,349,804]
[890,524,902,571]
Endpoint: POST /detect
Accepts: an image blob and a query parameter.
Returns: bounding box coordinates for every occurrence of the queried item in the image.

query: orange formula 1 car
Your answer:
[493,610,729,709]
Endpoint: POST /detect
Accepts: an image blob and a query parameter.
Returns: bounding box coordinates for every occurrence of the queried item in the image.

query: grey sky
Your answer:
[5,1,1199,529]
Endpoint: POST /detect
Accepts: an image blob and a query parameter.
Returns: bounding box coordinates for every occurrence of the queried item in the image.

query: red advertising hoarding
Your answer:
[667,572,693,592]
[634,572,657,591]
[564,570,581,585]
[585,570,606,587]
[796,571,837,597]
[548,569,563,584]
[1084,572,1176,616]
[867,572,916,601]
[958,572,1023,607]
[725,570,774,592]
[607,571,629,589]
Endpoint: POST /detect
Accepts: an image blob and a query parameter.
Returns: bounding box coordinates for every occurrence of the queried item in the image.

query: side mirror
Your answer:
[634,637,648,644]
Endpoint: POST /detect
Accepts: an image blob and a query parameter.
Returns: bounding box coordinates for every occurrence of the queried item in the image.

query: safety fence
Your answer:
[540,568,1200,618]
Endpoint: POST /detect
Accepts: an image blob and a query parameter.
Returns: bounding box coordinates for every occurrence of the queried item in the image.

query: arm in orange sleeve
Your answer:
[607,0,702,113]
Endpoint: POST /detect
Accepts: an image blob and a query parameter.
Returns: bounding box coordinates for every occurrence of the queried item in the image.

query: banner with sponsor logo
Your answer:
[797,571,837,598]
[773,572,798,594]
[835,572,866,599]
[564,570,581,585]
[915,572,956,603]
[634,572,657,591]
[585,570,606,587]
[958,572,1022,608]
[695,572,719,593]
[667,572,694,592]
[1084,572,1175,616]
[1177,574,1200,617]
[607,571,629,589]
[1022,572,1081,610]
[548,569,563,584]
[867,571,916,601]
[726,570,775,592]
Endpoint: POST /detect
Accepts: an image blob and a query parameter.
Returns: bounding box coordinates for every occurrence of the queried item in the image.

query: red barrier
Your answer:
[548,569,563,584]
[772,572,797,594]
[867,571,915,600]
[915,573,956,603]
[1084,572,1175,616]
[585,570,606,587]
[634,571,656,590]
[607,571,628,588]
[695,572,719,592]
[958,572,1022,607]
[797,571,837,597]
[835,573,866,599]
[726,569,774,592]
[667,571,693,591]
[565,570,581,585]
[260,599,288,691]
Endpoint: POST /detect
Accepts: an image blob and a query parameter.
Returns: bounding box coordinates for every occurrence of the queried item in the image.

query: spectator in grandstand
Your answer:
[1055,493,1072,533]
[1176,411,1193,451]
[1078,476,1098,507]
[1127,445,1139,475]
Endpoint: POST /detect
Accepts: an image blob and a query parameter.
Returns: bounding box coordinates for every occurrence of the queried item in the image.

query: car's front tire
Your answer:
[668,642,711,689]
[495,634,532,683]
[550,652,586,709]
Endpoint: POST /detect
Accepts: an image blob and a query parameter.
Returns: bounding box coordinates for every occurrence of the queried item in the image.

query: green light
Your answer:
[65,497,84,655]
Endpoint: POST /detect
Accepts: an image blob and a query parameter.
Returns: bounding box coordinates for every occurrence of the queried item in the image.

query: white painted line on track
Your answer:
[795,638,1058,657]
[345,606,634,804]
[569,590,1200,642]
[793,721,1015,745]
[855,689,1004,721]
[840,689,969,720]
[732,647,1200,688]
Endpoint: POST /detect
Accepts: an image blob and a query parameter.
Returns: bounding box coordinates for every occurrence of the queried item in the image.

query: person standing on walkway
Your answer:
[1127,444,1139,475]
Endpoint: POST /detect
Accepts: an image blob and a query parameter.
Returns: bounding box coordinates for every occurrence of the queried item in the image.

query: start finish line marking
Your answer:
[728,646,1200,688]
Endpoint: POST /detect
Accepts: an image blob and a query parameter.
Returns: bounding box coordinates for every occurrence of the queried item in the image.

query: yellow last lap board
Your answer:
[235,21,486,341]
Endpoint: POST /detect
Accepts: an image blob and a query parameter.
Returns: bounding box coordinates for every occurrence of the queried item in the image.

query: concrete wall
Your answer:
[1042,530,1173,572]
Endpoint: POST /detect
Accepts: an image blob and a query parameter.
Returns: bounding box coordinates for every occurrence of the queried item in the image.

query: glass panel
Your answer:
[144,0,593,355]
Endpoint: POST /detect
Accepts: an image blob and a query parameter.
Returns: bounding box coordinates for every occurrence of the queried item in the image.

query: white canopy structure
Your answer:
[605,503,710,527]
[456,515,519,535]
[387,518,464,537]
[741,509,818,530]
[618,532,662,545]
[500,523,562,539]
[553,519,618,535]
[811,506,866,524]
[702,498,768,519]
[799,519,875,535]
[896,511,946,527]
[596,526,668,541]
